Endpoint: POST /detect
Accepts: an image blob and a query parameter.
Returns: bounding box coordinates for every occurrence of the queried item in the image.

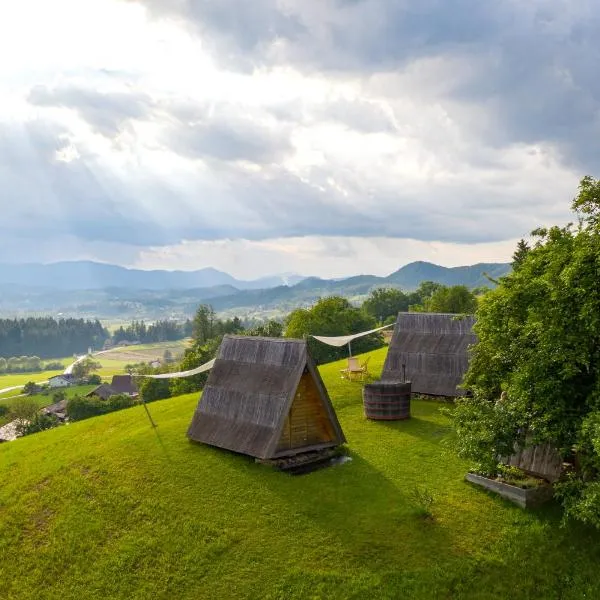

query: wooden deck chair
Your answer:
[341,356,362,380]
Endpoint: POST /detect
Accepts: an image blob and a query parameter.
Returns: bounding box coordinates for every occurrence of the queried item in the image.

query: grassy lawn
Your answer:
[1,348,599,599]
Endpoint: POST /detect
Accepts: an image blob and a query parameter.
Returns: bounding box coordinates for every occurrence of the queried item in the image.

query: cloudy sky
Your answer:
[0,0,597,279]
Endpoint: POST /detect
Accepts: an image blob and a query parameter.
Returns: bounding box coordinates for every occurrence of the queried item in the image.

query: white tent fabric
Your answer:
[311,323,394,348]
[132,358,216,379]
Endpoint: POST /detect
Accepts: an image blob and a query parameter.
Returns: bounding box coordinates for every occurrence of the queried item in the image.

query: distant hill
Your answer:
[0,260,511,319]
[385,261,511,289]
[0,261,305,291]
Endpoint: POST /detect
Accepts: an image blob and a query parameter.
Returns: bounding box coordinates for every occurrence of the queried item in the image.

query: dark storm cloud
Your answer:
[134,0,600,171]
[133,0,305,70]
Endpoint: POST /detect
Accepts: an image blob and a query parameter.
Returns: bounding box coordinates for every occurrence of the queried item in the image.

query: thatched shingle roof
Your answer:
[86,384,116,400]
[187,335,346,459]
[110,375,138,396]
[382,312,476,397]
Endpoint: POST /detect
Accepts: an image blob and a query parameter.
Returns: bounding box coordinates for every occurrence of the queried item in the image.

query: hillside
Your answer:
[1,348,599,600]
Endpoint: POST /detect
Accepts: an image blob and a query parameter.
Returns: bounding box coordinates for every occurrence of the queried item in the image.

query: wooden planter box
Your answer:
[465,473,554,509]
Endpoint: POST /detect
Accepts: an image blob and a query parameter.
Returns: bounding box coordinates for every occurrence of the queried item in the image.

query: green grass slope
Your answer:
[1,349,599,600]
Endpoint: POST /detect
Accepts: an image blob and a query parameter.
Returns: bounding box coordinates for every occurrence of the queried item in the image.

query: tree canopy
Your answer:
[0,317,108,359]
[285,296,382,364]
[423,285,478,314]
[452,176,600,527]
[362,288,410,323]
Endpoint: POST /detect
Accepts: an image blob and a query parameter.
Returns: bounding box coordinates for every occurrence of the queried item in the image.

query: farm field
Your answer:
[1,348,600,599]
[96,340,190,370]
[0,369,65,391]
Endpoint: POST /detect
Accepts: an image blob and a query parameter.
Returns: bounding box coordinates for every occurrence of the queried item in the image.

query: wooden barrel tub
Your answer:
[363,381,411,421]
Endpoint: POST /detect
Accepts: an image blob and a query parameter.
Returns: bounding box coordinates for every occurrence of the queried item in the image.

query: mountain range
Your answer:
[0,260,511,320]
[0,261,304,290]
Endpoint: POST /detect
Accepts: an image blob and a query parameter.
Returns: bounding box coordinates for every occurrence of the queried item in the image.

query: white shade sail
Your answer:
[311,323,394,347]
[132,358,216,379]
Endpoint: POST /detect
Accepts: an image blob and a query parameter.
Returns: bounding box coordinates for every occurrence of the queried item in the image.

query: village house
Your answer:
[48,374,76,388]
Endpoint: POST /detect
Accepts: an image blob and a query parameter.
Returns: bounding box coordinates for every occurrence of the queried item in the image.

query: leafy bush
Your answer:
[139,378,172,403]
[19,413,60,436]
[66,394,136,422]
[51,390,67,403]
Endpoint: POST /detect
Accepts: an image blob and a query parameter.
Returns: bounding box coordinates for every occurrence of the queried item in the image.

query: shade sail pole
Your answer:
[141,398,157,428]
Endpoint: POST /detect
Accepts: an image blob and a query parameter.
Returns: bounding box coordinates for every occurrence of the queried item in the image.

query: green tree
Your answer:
[362,288,409,323]
[22,381,39,395]
[71,358,101,380]
[512,239,530,269]
[285,296,382,364]
[9,398,39,428]
[407,281,445,311]
[169,336,222,396]
[192,305,216,344]
[246,320,284,337]
[451,176,600,527]
[0,357,6,373]
[425,285,477,314]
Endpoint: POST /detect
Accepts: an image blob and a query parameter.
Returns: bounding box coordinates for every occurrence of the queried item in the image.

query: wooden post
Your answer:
[142,398,157,428]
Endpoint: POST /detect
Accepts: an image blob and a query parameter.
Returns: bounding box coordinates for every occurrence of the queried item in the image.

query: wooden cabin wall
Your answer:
[277,373,336,451]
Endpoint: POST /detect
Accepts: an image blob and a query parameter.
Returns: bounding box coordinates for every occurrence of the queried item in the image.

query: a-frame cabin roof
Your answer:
[187,335,346,459]
[382,312,477,397]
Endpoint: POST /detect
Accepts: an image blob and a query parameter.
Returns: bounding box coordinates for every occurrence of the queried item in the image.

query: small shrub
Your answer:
[66,396,106,421]
[497,464,525,481]
[0,405,8,418]
[87,374,102,385]
[107,394,136,411]
[52,390,67,403]
[410,486,435,520]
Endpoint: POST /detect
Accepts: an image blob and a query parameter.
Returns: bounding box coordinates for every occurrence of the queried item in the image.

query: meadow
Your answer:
[0,339,190,395]
[1,348,599,599]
